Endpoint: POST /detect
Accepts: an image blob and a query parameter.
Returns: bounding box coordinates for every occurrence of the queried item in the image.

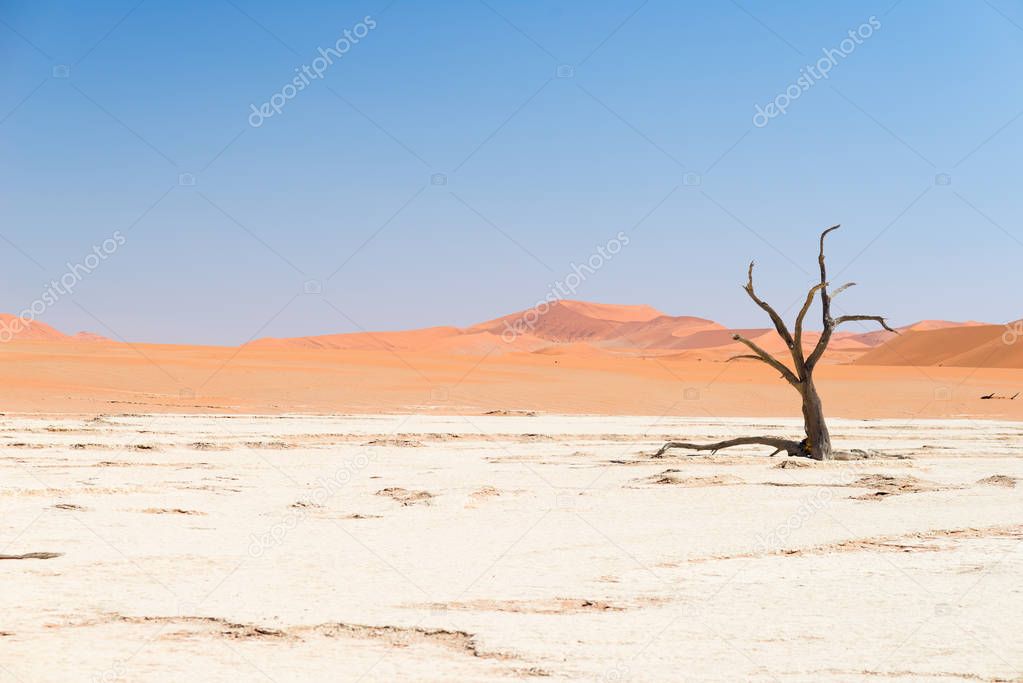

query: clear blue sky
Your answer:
[2,0,1021,345]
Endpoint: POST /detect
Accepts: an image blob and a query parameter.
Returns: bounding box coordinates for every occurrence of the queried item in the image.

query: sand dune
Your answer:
[945,325,1023,367]
[543,299,664,323]
[470,301,662,343]
[0,313,108,343]
[844,319,988,348]
[1,303,1014,379]
[593,315,725,350]
[268,306,1014,370]
[854,324,1016,367]
[250,301,726,355]
[255,301,726,355]
[0,314,67,341]
[246,302,999,365]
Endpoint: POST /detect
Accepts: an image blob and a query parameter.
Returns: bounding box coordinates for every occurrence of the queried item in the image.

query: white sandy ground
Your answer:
[1,414,1021,682]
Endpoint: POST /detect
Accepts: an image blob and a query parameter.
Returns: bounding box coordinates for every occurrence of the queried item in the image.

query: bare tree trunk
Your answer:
[800,378,832,460]
[655,225,895,461]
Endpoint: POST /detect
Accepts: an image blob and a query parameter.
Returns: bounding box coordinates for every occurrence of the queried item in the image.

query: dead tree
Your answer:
[657,225,895,461]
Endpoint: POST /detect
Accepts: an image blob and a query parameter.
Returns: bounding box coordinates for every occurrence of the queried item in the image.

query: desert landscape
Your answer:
[4,2,1022,680]
[2,300,1023,681]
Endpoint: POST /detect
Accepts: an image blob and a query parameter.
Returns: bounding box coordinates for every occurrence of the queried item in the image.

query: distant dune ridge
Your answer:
[250,301,725,354]
[0,313,107,343]
[0,302,1016,368]
[249,300,1011,367]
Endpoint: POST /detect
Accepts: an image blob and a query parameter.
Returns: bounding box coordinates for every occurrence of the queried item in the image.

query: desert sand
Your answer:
[1,414,1021,681]
[2,301,1020,418]
[2,338,1023,420]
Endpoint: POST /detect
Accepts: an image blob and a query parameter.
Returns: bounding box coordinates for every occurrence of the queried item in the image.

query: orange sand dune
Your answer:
[470,300,723,349]
[471,301,643,343]
[1,300,1002,366]
[0,304,1001,367]
[2,303,1014,423]
[854,325,1013,367]
[945,330,1023,367]
[0,299,957,365]
[0,314,76,342]
[0,314,108,343]
[549,300,665,323]
[845,319,988,348]
[594,316,724,350]
[256,300,725,354]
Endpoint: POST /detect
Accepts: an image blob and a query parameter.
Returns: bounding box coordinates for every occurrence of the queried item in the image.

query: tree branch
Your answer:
[732,334,800,387]
[806,331,831,369]
[743,261,795,350]
[833,315,898,333]
[654,437,806,458]
[814,223,838,321]
[831,281,856,298]
[725,354,765,363]
[793,282,827,368]
[806,225,841,368]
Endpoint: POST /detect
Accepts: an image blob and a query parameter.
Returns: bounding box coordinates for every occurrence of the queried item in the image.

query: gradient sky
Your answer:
[2,0,1021,345]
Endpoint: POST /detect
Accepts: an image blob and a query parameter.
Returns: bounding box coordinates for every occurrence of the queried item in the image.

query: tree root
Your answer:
[653,437,812,459]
